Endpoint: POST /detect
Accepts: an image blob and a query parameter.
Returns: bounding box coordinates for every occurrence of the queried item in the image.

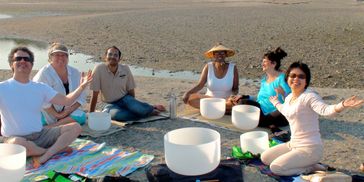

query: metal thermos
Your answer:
[169,91,177,119]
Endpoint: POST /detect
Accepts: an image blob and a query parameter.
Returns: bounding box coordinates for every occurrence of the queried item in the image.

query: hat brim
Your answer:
[50,50,68,55]
[204,49,235,59]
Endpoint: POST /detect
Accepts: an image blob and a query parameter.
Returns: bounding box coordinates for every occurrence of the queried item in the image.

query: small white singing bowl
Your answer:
[232,105,260,130]
[240,131,269,155]
[88,112,111,131]
[164,127,221,176]
[200,98,226,119]
[0,144,26,182]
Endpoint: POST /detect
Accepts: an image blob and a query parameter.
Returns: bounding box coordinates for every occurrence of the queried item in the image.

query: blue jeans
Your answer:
[103,95,154,121]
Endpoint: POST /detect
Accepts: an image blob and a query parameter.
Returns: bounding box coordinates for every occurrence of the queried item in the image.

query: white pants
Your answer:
[261,142,323,176]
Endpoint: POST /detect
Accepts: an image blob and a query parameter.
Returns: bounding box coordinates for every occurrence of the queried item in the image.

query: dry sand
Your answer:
[0,0,363,181]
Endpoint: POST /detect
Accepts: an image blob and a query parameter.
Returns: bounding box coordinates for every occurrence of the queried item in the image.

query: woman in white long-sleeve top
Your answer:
[262,61,364,176]
[33,43,87,127]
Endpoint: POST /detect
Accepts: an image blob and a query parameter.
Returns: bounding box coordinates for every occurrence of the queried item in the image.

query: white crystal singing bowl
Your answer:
[0,144,26,182]
[232,105,260,130]
[240,131,269,155]
[164,127,221,176]
[200,98,226,119]
[88,112,111,131]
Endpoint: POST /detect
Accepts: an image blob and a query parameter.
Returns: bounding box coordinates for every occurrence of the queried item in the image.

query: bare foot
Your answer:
[37,146,73,165]
[58,146,73,154]
[153,105,166,112]
[32,157,41,168]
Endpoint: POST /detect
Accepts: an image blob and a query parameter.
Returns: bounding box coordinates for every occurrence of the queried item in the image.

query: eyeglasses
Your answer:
[14,56,32,62]
[288,73,306,79]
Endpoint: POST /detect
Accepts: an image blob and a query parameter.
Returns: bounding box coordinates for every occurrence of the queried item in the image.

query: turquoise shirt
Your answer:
[257,73,291,115]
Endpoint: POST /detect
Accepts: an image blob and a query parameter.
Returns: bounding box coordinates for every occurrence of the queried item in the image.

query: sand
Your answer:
[0,0,363,181]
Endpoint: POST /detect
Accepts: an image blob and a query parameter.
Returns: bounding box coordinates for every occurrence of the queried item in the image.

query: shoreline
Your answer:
[0,1,363,180]
[0,0,363,89]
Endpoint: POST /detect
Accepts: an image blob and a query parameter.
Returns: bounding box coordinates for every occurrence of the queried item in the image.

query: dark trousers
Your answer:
[239,99,288,128]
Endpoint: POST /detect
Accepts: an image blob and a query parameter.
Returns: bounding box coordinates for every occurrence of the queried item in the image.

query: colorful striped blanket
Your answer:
[23,139,154,181]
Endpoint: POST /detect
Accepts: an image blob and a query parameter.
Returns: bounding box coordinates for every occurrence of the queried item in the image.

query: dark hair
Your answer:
[8,46,34,66]
[104,46,121,60]
[285,61,311,89]
[264,47,287,70]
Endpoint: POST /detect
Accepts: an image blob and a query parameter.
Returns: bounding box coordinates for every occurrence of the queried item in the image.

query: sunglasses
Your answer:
[14,56,32,62]
[288,73,306,79]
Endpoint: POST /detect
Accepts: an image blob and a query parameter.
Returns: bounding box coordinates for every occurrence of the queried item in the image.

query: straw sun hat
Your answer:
[204,43,235,59]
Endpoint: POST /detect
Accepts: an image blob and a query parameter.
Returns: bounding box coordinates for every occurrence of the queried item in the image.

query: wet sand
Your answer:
[0,0,363,88]
[0,0,363,181]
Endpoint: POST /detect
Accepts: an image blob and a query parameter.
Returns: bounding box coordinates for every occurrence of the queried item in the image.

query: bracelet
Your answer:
[274,102,279,108]
[341,101,346,108]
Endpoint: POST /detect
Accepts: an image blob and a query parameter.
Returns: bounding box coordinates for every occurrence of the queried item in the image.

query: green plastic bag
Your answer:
[231,139,281,160]
[33,170,87,182]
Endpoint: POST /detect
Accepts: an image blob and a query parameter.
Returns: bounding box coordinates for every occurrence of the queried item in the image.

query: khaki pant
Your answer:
[261,142,323,176]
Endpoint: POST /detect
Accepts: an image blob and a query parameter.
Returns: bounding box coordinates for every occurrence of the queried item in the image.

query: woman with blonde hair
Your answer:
[33,43,87,127]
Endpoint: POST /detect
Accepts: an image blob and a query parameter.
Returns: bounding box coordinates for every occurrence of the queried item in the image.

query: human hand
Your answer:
[269,94,280,108]
[80,70,92,89]
[343,96,364,108]
[55,110,68,119]
[182,92,190,104]
[275,86,285,97]
[230,95,242,105]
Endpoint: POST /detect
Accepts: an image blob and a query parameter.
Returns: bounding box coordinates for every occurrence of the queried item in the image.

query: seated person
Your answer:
[232,47,290,133]
[1,47,91,166]
[89,46,165,121]
[33,43,87,127]
[182,43,239,111]
[262,61,363,176]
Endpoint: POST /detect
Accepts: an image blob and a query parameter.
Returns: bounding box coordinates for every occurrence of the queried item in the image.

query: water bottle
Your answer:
[169,90,177,119]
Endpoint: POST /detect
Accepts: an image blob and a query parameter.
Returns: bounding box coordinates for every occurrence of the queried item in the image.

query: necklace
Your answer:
[290,95,300,104]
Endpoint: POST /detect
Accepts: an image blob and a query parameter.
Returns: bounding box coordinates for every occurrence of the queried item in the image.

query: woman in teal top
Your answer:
[233,47,290,132]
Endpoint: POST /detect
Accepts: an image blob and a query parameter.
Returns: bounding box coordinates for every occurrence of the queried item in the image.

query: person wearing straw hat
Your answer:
[182,43,239,111]
[33,43,87,127]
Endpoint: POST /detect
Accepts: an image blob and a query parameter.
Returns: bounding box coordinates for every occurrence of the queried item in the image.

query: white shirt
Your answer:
[33,64,86,123]
[0,79,57,136]
[205,62,234,99]
[277,89,337,147]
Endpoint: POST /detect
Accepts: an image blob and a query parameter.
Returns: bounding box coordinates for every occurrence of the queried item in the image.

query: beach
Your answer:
[0,0,363,181]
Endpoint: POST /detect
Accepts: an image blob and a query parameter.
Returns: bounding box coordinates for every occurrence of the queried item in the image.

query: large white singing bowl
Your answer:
[88,112,111,131]
[0,144,26,182]
[240,131,269,155]
[200,98,226,119]
[232,105,260,130]
[164,127,221,176]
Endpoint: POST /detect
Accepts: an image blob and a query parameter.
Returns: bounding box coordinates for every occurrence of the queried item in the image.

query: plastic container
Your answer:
[200,98,225,119]
[232,105,260,130]
[0,144,26,182]
[240,131,269,154]
[164,127,221,176]
[88,112,111,131]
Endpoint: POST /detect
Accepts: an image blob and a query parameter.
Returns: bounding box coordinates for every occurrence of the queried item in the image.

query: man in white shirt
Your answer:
[0,46,92,167]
